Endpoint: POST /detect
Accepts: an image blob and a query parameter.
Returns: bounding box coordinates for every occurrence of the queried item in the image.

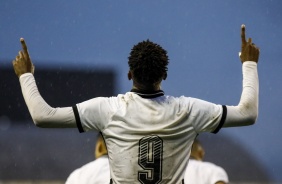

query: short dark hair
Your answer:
[128,39,169,85]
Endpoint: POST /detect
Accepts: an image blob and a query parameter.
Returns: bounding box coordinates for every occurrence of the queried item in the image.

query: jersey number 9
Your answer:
[138,135,163,184]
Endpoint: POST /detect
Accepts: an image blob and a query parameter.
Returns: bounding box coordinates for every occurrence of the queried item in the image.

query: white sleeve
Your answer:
[211,165,229,183]
[19,73,76,128]
[75,97,115,132]
[65,169,80,184]
[224,61,259,127]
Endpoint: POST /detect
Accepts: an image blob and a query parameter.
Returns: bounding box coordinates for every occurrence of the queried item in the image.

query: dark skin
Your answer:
[13,38,34,77]
[127,71,166,91]
[240,24,260,63]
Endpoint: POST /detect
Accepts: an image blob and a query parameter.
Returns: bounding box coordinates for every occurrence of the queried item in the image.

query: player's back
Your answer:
[78,91,223,183]
[102,92,207,184]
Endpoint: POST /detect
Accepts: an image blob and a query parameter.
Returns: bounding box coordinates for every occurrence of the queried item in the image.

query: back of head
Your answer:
[128,39,169,86]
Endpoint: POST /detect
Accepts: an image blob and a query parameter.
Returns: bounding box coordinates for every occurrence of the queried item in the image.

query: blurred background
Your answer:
[1,0,282,183]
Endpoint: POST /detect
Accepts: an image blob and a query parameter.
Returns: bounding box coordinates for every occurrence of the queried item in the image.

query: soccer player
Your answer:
[65,133,110,184]
[12,24,259,184]
[185,139,229,184]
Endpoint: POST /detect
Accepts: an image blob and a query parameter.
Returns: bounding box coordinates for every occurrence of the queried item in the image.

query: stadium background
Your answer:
[1,1,282,183]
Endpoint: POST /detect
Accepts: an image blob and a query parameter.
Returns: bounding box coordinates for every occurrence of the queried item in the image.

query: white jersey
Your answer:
[74,91,226,184]
[65,155,110,184]
[19,63,258,184]
[184,159,229,184]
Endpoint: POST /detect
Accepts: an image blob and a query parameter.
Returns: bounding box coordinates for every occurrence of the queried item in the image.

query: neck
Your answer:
[132,81,161,92]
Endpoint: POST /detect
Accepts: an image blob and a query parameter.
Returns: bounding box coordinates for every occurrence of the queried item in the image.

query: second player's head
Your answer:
[128,40,169,89]
[191,139,205,161]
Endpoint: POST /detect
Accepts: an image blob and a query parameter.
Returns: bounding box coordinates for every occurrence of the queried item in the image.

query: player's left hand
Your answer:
[239,24,260,63]
[12,38,35,77]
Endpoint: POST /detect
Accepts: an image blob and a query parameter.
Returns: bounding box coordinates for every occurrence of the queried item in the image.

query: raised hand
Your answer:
[240,24,260,63]
[12,38,35,77]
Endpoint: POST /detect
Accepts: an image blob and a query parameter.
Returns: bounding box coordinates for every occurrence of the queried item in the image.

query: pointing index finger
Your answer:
[241,24,246,44]
[20,38,28,53]
[20,37,31,62]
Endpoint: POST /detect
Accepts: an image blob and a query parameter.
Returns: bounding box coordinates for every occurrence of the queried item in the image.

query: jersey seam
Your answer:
[212,105,227,134]
[72,105,84,133]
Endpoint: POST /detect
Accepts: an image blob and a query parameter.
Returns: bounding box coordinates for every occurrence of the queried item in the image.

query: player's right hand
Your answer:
[12,38,35,77]
[239,24,260,63]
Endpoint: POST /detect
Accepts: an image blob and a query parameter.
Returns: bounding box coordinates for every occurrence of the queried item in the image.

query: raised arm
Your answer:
[224,25,260,127]
[13,38,76,128]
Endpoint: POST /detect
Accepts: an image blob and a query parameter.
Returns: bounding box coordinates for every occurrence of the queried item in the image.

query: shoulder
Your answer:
[66,157,110,184]
[65,161,95,184]
[202,161,229,182]
[94,155,110,165]
[74,160,98,173]
[173,95,212,107]
[187,160,226,174]
[162,95,192,105]
[201,161,226,171]
[70,157,108,175]
[77,95,124,111]
[186,160,228,183]
[65,168,80,184]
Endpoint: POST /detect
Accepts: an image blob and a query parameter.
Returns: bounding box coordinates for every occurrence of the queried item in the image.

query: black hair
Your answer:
[128,39,169,85]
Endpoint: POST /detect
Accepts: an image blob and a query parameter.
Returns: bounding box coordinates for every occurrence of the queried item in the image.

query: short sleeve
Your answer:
[210,165,229,183]
[187,98,226,133]
[75,97,115,132]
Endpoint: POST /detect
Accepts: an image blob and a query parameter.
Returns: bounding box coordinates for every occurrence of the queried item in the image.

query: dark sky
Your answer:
[1,0,282,181]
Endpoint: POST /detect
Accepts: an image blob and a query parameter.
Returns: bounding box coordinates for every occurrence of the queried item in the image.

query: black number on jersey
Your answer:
[138,135,163,184]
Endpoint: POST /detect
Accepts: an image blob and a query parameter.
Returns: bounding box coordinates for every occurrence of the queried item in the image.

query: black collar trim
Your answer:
[130,89,165,99]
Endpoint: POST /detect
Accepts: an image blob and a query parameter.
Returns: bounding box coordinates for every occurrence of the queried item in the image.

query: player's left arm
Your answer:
[13,38,76,128]
[223,25,259,127]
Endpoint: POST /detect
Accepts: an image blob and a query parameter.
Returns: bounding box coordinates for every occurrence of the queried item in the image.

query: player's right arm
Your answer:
[13,38,76,128]
[224,24,260,127]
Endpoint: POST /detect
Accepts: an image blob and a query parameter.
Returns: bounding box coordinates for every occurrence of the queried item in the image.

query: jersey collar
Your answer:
[130,89,165,99]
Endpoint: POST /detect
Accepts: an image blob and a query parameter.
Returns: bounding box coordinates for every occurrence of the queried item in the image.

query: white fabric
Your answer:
[65,155,110,184]
[19,73,75,128]
[19,61,259,184]
[76,92,223,183]
[224,61,259,127]
[184,159,229,184]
